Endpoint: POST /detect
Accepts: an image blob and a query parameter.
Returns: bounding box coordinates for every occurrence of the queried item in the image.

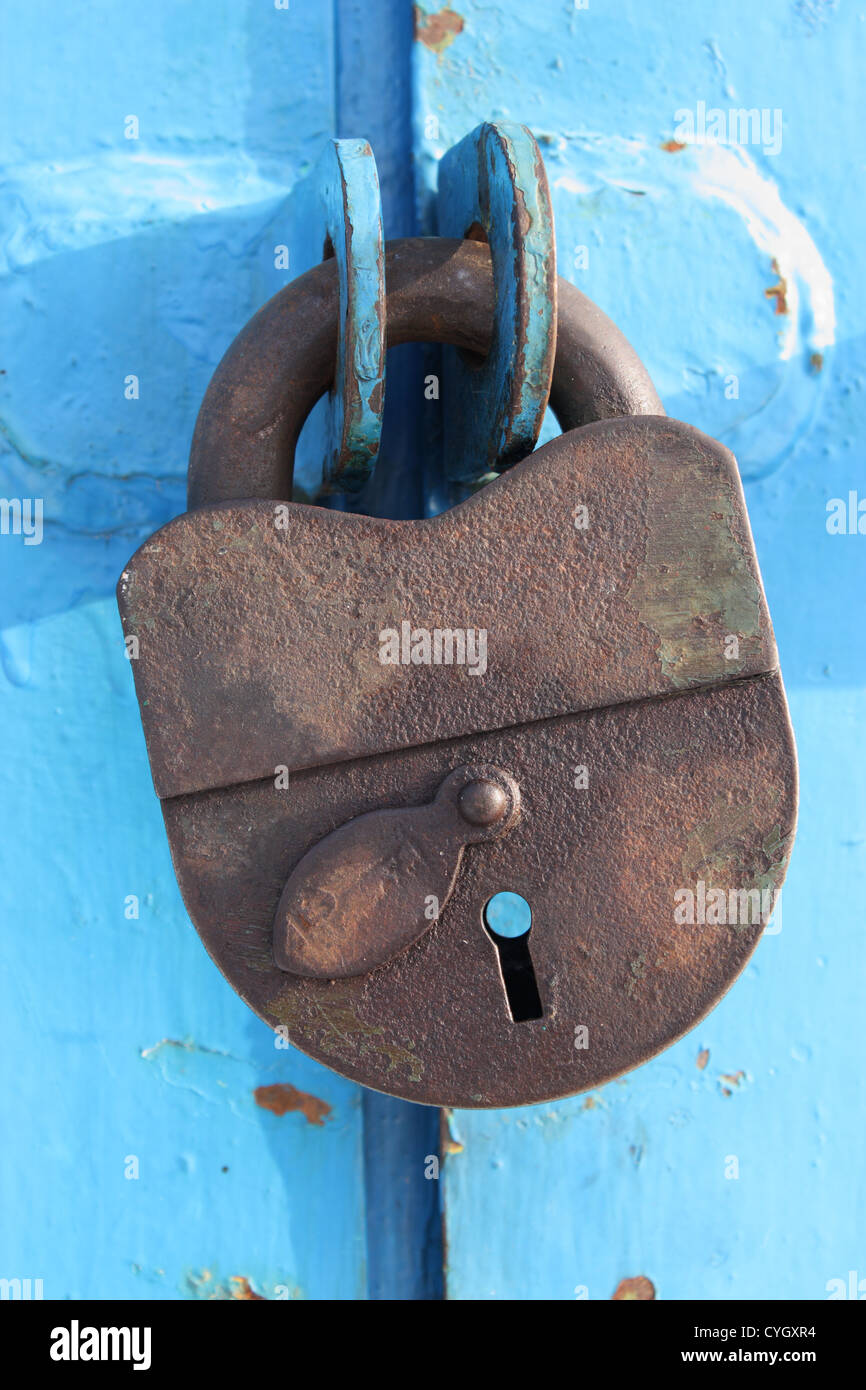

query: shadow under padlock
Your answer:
[117,125,797,1110]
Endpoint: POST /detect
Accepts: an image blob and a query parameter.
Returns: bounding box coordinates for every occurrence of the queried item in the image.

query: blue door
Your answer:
[1,0,862,1301]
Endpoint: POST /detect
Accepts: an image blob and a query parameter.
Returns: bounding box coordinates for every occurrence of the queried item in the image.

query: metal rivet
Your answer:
[458,779,508,827]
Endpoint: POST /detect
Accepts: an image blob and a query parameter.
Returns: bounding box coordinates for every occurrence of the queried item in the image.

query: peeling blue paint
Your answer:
[293,139,386,492]
[438,121,556,485]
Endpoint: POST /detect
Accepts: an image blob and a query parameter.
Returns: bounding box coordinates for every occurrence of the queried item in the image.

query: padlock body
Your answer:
[119,416,797,1107]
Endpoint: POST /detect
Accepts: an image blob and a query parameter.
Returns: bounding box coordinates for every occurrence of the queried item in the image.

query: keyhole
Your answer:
[483,892,544,1023]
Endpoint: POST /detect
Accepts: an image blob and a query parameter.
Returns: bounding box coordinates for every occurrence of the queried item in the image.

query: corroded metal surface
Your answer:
[120,416,775,799]
[437,122,557,485]
[160,673,796,1108]
[187,238,662,508]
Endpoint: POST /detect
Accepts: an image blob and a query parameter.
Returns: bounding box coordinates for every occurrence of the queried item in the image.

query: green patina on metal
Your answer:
[681,791,794,933]
[754,823,796,901]
[266,988,424,1083]
[628,449,764,688]
[625,950,648,998]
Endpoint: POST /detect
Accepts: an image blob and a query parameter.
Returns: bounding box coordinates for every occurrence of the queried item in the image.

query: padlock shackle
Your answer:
[188,237,664,508]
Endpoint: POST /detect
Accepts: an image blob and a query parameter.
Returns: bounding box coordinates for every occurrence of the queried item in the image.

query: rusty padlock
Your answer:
[118,237,797,1109]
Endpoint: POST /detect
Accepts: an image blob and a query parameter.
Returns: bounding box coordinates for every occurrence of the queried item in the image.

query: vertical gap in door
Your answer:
[334,0,445,1299]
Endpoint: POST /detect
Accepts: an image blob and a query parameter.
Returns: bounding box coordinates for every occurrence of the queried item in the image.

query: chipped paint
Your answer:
[539,127,839,480]
[186,1270,270,1300]
[441,1109,465,1158]
[441,1111,465,1156]
[696,1048,710,1071]
[437,121,557,485]
[544,130,835,372]
[613,1275,656,1300]
[688,141,835,360]
[291,139,385,491]
[141,1037,342,1131]
[414,5,464,53]
[765,258,789,316]
[230,1276,265,1300]
[719,1070,748,1097]
[253,1082,332,1127]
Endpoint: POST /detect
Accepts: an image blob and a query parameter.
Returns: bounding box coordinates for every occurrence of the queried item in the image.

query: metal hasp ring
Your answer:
[438,122,557,486]
[188,238,662,507]
[290,138,385,494]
